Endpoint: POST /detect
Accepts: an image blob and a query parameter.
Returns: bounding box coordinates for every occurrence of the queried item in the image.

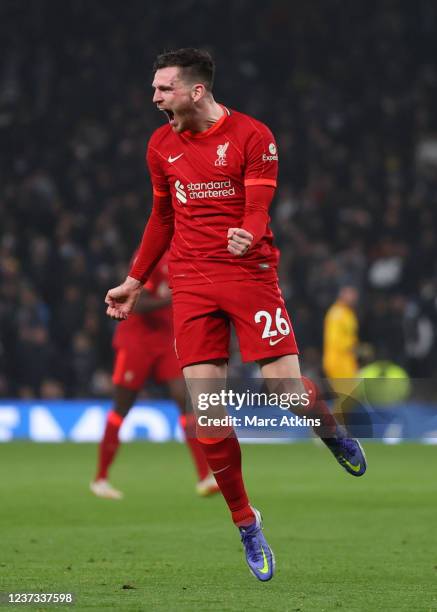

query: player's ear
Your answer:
[191,83,206,102]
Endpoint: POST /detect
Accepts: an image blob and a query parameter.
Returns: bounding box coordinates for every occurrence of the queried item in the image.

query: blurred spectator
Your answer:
[69,331,97,396]
[14,325,57,397]
[40,379,65,399]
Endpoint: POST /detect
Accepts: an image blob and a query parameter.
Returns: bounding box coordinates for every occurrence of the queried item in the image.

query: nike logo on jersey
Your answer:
[269,336,286,346]
[168,153,184,163]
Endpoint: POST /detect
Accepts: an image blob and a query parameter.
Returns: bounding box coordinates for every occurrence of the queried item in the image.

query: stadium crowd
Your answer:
[1,0,437,397]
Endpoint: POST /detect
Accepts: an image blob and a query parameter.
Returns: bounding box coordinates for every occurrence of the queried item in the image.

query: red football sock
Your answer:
[179,414,210,481]
[198,432,255,526]
[95,410,124,480]
[302,376,338,438]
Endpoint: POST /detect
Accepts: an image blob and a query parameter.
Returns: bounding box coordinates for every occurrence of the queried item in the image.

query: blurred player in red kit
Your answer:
[91,253,218,500]
[105,48,366,581]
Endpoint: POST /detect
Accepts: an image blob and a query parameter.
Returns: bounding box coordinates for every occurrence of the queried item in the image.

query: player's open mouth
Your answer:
[161,109,175,124]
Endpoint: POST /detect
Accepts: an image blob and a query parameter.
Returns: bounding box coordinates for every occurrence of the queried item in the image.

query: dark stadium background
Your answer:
[1,0,437,398]
[1,3,437,610]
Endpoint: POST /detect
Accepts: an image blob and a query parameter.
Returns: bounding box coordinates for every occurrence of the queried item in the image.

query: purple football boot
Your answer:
[323,433,367,476]
[239,508,275,581]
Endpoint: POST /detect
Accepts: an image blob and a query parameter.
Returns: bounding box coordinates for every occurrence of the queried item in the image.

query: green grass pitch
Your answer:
[1,442,436,611]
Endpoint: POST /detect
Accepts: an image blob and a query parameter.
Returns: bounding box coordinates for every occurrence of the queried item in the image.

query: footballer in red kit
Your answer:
[105,48,367,581]
[91,253,219,500]
[143,105,298,366]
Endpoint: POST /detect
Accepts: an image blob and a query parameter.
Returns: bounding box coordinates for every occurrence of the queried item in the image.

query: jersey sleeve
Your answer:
[144,255,168,294]
[128,192,174,283]
[128,137,173,284]
[244,122,278,188]
[147,136,170,197]
[241,184,275,245]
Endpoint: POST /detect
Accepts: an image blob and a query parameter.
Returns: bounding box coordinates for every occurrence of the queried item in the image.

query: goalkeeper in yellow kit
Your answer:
[323,286,360,417]
[323,286,359,379]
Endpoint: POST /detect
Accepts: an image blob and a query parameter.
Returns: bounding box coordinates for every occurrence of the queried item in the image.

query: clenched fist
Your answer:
[227,228,253,256]
[105,276,142,320]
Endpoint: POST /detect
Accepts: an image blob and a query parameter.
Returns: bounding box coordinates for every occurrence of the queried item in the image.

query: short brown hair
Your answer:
[153,48,215,91]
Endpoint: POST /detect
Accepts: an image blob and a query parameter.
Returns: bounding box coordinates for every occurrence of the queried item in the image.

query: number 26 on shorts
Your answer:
[254,308,290,339]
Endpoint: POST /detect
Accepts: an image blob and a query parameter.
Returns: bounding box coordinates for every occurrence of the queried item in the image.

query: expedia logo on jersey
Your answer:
[263,142,278,162]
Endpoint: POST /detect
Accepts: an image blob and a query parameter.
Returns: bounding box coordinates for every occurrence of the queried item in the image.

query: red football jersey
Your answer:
[147,106,279,286]
[113,254,172,349]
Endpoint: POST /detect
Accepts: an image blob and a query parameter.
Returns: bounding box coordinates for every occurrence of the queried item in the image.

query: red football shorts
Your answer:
[112,338,181,390]
[172,278,299,368]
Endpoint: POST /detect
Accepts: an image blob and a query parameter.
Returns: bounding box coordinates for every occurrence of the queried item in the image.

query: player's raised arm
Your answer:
[227,125,278,256]
[227,184,276,255]
[105,192,173,319]
[105,141,174,320]
[127,188,174,283]
[128,142,174,283]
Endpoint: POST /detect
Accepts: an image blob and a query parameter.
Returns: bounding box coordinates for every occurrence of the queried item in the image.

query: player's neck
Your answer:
[190,99,225,133]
